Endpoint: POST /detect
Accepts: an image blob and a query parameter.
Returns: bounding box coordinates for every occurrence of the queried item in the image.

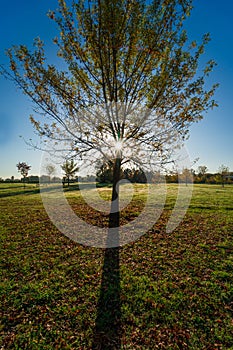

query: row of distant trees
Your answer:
[0,174,96,184]
[96,163,233,187]
[1,162,231,187]
[0,160,80,187]
[167,165,232,187]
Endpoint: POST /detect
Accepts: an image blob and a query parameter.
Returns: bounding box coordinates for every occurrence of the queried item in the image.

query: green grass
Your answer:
[0,183,233,349]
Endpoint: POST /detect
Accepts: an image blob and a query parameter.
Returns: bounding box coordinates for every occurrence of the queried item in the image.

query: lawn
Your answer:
[0,183,233,349]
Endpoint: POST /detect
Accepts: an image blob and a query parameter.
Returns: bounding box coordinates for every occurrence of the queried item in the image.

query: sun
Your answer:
[114,140,123,152]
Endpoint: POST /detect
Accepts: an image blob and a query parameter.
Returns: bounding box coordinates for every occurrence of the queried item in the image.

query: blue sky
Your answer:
[0,0,232,178]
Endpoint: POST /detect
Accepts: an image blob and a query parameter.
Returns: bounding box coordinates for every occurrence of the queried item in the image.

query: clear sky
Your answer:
[0,0,232,179]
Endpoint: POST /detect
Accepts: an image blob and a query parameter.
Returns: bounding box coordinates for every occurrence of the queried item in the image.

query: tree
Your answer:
[96,162,149,184]
[40,175,51,183]
[45,164,56,183]
[218,164,229,188]
[197,165,208,176]
[123,167,147,183]
[131,168,147,183]
[96,160,114,184]
[197,165,208,183]
[2,0,218,227]
[180,167,193,186]
[61,159,79,186]
[16,162,31,188]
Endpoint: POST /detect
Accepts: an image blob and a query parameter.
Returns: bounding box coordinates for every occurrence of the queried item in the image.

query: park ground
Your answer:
[0,183,233,349]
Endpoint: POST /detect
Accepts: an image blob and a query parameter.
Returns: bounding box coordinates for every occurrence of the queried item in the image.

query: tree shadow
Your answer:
[92,245,121,350]
[92,212,121,349]
[92,161,122,349]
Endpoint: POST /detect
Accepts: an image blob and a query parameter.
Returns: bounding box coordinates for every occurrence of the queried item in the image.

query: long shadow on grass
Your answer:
[0,188,40,198]
[0,184,75,198]
[92,213,121,349]
[0,185,26,189]
[0,182,111,199]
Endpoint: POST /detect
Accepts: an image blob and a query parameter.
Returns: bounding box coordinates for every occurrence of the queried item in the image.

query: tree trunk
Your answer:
[109,157,121,228]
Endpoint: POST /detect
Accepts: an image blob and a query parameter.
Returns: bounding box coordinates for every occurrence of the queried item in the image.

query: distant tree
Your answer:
[51,176,62,183]
[166,170,178,183]
[197,165,208,183]
[131,168,147,183]
[40,175,50,184]
[86,174,96,182]
[180,167,193,186]
[96,160,114,184]
[16,162,31,188]
[28,175,39,183]
[96,161,150,184]
[97,162,149,184]
[45,164,56,183]
[61,159,79,187]
[197,165,208,176]
[218,165,229,187]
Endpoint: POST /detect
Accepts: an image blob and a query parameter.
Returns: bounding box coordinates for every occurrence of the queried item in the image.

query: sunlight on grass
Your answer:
[0,183,233,348]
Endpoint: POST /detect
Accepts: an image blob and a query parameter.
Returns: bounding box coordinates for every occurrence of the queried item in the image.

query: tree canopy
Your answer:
[16,162,31,178]
[16,162,31,188]
[1,0,218,171]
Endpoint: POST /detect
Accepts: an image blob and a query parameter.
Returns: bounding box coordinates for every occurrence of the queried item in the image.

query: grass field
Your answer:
[0,183,233,349]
